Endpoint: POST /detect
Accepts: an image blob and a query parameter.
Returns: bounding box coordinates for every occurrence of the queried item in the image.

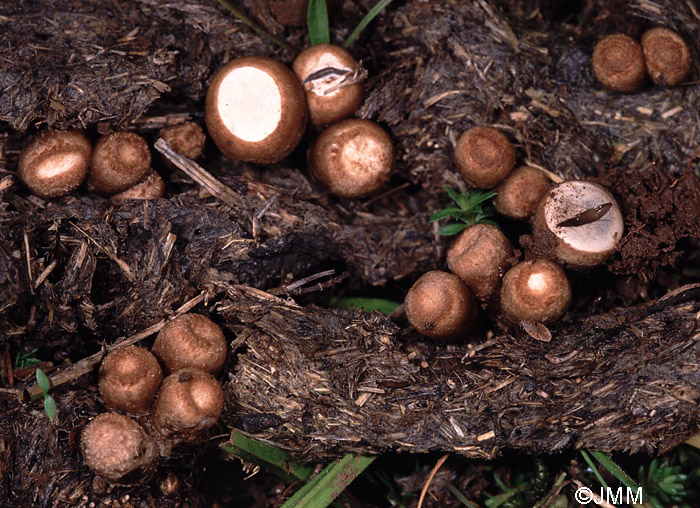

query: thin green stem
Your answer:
[215,0,298,54]
[444,483,478,508]
[580,450,609,489]
[343,0,394,48]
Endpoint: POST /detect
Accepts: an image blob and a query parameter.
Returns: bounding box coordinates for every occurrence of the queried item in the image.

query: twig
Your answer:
[417,453,450,508]
[154,138,241,207]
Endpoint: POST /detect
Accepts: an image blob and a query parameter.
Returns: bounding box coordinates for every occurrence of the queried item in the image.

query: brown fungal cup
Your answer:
[500,259,572,325]
[404,271,478,341]
[493,166,550,220]
[533,181,624,268]
[98,346,163,413]
[159,121,206,159]
[152,368,224,437]
[446,224,515,302]
[308,118,394,198]
[454,126,516,189]
[592,34,647,92]
[88,132,151,195]
[18,130,91,198]
[293,44,364,127]
[110,171,165,202]
[205,55,307,163]
[81,412,157,483]
[152,313,227,374]
[641,27,691,86]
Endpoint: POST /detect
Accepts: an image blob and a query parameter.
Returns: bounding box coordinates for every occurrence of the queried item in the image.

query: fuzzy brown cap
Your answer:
[88,132,151,195]
[500,259,572,324]
[592,34,647,92]
[454,126,515,189]
[446,224,515,302]
[98,346,163,413]
[81,412,157,483]
[159,122,206,159]
[18,130,91,198]
[293,44,364,127]
[308,118,394,198]
[641,27,691,86]
[205,55,307,164]
[152,368,224,437]
[404,271,478,342]
[493,166,550,220]
[152,313,227,374]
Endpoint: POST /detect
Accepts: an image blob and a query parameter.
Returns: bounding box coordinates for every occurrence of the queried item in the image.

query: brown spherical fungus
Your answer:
[404,271,478,342]
[18,130,91,197]
[308,118,393,198]
[446,224,515,302]
[641,27,691,86]
[110,171,165,202]
[152,313,227,374]
[455,126,516,189]
[493,166,550,220]
[81,412,157,483]
[153,368,224,437]
[159,121,206,159]
[293,44,364,127]
[98,346,163,413]
[88,132,151,195]
[205,55,307,163]
[533,181,624,268]
[500,259,572,325]
[592,34,647,92]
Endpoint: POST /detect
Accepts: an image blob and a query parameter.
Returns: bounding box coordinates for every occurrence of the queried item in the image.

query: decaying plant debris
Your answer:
[1,0,700,505]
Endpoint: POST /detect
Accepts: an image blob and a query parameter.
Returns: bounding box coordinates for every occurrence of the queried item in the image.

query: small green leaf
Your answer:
[429,206,461,221]
[329,297,400,315]
[36,368,50,393]
[343,0,394,48]
[466,190,497,208]
[307,0,330,45]
[44,394,56,421]
[439,223,468,236]
[445,186,462,205]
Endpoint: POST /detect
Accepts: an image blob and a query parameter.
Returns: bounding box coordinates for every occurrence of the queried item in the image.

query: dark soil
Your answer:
[1,0,699,506]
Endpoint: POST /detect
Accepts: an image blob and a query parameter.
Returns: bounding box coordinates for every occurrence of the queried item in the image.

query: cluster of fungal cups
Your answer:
[592,27,691,92]
[80,313,227,484]
[205,45,394,198]
[405,125,624,341]
[18,121,206,201]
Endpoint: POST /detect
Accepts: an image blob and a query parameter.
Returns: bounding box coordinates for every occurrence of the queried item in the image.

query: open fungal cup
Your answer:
[292,44,365,127]
[18,130,91,198]
[641,27,691,86]
[153,368,224,437]
[88,132,151,195]
[454,126,515,189]
[152,313,227,374]
[592,34,647,92]
[308,118,393,198]
[500,259,572,325]
[205,55,307,163]
[98,346,163,413]
[533,181,624,268]
[81,412,157,483]
[404,271,477,341]
[446,224,515,302]
[493,166,550,220]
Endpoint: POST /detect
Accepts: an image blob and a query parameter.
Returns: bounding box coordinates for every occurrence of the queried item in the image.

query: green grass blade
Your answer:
[589,450,640,490]
[343,0,394,48]
[328,297,400,315]
[215,0,298,54]
[281,454,374,508]
[307,0,330,45]
[222,431,313,483]
[580,450,609,489]
[445,482,478,507]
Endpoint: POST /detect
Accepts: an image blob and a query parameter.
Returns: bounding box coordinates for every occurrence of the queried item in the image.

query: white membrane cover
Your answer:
[218,67,282,143]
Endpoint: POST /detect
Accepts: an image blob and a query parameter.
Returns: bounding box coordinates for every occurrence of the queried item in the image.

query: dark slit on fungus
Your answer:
[557,202,613,227]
